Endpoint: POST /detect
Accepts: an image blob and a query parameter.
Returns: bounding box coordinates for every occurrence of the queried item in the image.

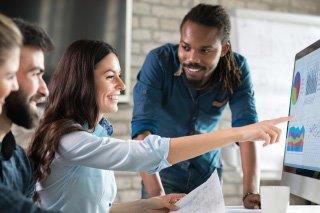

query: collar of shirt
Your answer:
[0,132,16,161]
[82,118,113,137]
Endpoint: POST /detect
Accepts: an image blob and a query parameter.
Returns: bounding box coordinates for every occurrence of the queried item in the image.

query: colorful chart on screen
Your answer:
[287,126,304,152]
[291,72,301,105]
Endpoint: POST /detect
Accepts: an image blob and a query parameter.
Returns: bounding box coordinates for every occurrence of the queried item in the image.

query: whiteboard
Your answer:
[230,9,320,179]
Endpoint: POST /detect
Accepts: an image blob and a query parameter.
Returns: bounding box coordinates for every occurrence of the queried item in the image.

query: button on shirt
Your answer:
[131,43,258,182]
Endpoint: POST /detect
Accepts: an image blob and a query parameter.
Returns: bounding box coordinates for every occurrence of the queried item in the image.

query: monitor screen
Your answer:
[282,39,320,204]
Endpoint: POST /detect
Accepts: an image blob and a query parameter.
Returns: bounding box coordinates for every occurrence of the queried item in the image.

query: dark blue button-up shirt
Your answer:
[0,132,58,213]
[131,43,258,186]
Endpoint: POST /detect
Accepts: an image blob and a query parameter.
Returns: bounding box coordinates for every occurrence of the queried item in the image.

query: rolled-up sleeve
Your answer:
[58,132,171,174]
[229,55,258,127]
[131,51,165,138]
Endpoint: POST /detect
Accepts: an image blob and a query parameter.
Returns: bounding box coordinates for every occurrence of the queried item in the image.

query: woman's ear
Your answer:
[221,42,230,57]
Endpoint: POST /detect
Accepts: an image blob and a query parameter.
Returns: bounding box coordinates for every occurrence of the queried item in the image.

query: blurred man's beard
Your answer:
[3,91,39,129]
[185,77,205,88]
[182,63,208,88]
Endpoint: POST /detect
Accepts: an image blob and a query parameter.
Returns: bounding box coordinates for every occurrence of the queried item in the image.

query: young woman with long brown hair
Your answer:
[28,39,289,213]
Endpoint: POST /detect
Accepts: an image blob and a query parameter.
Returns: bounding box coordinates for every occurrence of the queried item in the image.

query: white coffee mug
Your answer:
[260,186,290,213]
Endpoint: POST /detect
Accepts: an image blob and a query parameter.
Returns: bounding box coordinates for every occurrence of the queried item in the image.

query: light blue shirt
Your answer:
[37,121,171,213]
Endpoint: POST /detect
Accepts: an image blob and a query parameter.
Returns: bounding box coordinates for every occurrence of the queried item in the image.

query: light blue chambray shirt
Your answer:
[37,119,171,213]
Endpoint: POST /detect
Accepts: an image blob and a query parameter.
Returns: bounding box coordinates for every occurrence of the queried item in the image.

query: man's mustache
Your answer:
[30,95,47,106]
[182,63,205,70]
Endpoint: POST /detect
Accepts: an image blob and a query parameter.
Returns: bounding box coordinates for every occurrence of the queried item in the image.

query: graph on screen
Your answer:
[309,122,320,139]
[306,68,318,95]
[291,72,301,105]
[287,126,305,152]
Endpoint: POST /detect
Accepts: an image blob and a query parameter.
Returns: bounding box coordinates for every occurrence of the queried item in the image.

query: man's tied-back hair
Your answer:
[180,4,241,94]
[180,4,231,43]
[12,18,54,51]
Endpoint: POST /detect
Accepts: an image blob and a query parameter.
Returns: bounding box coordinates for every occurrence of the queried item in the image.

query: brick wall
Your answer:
[112,0,320,204]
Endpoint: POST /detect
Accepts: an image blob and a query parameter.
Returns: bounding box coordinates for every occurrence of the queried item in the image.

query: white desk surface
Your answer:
[227,206,320,213]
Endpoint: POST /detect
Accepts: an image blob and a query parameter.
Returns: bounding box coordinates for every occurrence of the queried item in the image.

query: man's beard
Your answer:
[185,76,206,88]
[182,63,209,88]
[3,91,39,129]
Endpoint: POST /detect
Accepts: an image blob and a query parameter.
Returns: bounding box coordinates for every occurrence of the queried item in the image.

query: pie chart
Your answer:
[291,72,301,105]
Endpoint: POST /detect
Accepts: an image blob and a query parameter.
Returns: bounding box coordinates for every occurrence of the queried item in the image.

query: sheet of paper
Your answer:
[170,170,226,213]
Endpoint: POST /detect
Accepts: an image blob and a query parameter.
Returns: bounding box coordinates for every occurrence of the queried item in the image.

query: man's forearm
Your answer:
[135,131,165,197]
[140,172,165,197]
[240,141,260,194]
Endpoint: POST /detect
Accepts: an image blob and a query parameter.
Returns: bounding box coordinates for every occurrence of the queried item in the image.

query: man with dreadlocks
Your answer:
[131,4,261,209]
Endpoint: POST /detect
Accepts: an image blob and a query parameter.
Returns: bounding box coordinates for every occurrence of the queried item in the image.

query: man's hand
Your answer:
[142,194,185,213]
[243,193,261,209]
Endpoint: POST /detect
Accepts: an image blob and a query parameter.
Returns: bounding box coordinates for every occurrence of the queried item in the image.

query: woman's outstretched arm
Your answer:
[57,116,290,173]
[167,116,290,164]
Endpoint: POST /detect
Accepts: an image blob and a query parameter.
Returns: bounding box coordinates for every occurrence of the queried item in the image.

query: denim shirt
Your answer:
[38,118,171,213]
[0,143,34,197]
[0,131,58,213]
[131,43,258,178]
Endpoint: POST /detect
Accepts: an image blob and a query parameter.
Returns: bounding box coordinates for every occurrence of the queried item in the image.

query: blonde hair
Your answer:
[0,13,22,65]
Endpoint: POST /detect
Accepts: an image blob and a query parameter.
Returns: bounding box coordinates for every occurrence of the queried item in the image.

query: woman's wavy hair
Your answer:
[28,40,117,201]
[180,4,241,93]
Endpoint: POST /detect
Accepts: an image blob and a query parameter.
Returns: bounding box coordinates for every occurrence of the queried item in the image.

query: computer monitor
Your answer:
[281,39,320,204]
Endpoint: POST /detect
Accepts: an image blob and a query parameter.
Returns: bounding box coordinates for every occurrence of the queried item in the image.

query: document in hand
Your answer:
[170,170,226,213]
